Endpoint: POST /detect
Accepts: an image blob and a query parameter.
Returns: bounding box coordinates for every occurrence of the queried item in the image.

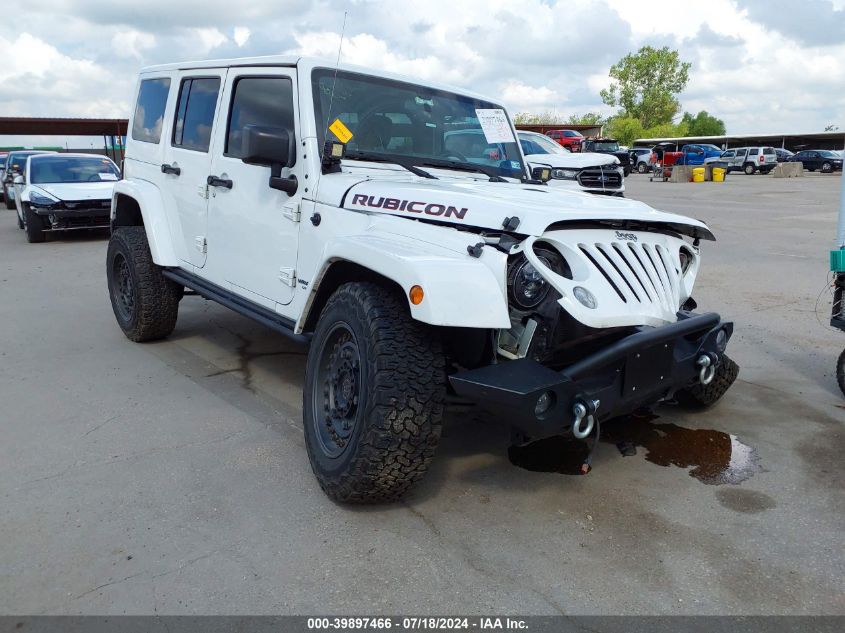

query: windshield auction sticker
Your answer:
[475,108,515,144]
[329,118,354,144]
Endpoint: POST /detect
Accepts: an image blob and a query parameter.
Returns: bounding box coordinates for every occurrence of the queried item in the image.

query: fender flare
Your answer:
[111,179,181,267]
[299,231,511,330]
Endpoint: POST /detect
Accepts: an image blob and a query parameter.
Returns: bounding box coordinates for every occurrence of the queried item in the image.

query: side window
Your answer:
[748,147,759,155]
[172,77,221,152]
[723,150,735,158]
[225,76,296,162]
[132,78,171,144]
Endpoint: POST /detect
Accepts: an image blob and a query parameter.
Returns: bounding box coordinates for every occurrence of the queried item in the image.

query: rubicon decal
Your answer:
[350,194,468,220]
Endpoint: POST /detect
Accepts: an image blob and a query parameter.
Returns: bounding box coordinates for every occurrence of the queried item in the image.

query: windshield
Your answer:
[518,133,566,155]
[819,150,840,158]
[0,156,6,168]
[30,156,119,184]
[312,69,525,179]
[593,141,620,151]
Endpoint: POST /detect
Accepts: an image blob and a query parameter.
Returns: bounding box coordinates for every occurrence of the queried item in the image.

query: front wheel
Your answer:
[3,186,14,210]
[637,162,648,174]
[821,162,833,173]
[107,226,180,342]
[674,354,739,408]
[303,282,446,503]
[24,206,46,243]
[837,349,845,397]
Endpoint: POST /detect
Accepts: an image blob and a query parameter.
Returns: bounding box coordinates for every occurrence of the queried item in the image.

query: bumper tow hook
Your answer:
[572,399,599,439]
[697,354,717,385]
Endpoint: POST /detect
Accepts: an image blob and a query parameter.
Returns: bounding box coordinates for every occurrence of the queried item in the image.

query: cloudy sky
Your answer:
[1,0,843,147]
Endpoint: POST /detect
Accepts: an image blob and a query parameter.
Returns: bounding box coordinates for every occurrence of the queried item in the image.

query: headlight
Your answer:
[551,168,578,180]
[507,255,551,309]
[29,191,59,207]
[679,247,694,273]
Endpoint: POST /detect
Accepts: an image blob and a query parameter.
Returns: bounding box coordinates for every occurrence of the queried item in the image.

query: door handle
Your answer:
[161,163,181,176]
[207,175,233,189]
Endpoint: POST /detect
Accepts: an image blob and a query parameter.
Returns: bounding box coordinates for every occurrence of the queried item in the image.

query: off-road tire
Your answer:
[303,282,446,503]
[674,354,739,408]
[24,206,46,243]
[836,349,845,397]
[821,162,833,173]
[744,163,755,175]
[107,226,180,342]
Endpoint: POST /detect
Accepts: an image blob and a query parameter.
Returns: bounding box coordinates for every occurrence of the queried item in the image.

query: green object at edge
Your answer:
[830,250,845,272]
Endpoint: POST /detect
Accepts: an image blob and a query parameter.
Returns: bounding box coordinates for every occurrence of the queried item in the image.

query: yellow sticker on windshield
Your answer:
[329,118,353,144]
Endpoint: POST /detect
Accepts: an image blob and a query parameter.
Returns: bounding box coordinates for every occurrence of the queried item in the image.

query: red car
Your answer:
[546,129,583,152]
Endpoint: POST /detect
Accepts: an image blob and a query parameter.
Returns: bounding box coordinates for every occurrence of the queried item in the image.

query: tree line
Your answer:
[513,46,726,146]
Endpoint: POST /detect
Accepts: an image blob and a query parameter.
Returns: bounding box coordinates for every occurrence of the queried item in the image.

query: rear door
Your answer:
[761,147,777,169]
[205,67,303,309]
[162,70,227,268]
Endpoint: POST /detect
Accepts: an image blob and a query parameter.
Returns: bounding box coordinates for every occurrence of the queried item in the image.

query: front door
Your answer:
[205,67,302,308]
[162,69,227,268]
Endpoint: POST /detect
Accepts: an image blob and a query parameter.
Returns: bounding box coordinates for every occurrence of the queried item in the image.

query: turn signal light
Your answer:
[409,285,424,305]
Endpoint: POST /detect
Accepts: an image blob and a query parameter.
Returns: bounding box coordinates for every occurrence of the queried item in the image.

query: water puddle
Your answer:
[508,413,761,485]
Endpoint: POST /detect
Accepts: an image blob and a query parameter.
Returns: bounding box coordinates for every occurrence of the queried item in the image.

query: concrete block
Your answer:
[773,162,803,178]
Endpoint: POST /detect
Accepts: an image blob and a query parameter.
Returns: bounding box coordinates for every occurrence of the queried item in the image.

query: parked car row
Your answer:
[3,149,120,242]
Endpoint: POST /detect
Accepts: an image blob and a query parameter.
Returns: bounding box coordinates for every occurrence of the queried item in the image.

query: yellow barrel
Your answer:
[712,167,725,182]
[692,167,705,182]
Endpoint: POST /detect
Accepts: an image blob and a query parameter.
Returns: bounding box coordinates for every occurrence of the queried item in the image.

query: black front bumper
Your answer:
[31,205,110,230]
[449,312,732,439]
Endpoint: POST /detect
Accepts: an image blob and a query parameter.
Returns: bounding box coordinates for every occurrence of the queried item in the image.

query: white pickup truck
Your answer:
[107,55,737,503]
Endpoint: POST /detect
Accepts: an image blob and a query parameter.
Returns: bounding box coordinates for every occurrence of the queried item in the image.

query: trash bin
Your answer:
[712,167,726,182]
[692,167,705,182]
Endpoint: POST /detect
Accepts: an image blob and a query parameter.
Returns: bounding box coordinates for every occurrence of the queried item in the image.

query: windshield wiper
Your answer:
[343,150,437,179]
[418,158,509,182]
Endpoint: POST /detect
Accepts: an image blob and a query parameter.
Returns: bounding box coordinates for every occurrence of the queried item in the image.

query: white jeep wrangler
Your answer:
[107,56,737,503]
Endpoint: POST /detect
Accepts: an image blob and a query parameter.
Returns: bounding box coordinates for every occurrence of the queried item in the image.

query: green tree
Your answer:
[600,46,691,129]
[681,110,726,136]
[512,111,564,125]
[566,111,606,126]
[606,117,644,146]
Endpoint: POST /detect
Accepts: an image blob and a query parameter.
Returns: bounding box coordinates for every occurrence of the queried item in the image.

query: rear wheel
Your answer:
[837,349,845,397]
[744,163,756,175]
[23,206,46,243]
[107,226,180,342]
[303,282,446,503]
[17,209,24,229]
[675,354,739,408]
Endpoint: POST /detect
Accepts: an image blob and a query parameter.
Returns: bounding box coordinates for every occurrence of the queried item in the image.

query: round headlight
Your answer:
[508,255,551,309]
[679,247,693,273]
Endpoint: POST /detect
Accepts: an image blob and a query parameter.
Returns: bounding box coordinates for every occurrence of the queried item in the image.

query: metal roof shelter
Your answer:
[516,123,604,137]
[632,131,844,152]
[0,117,128,161]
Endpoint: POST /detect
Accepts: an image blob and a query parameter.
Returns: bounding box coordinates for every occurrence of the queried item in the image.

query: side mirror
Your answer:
[241,125,298,196]
[13,175,23,185]
[531,166,552,182]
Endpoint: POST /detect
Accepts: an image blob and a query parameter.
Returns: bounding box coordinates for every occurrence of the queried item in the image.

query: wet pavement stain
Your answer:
[509,413,762,485]
[715,488,777,513]
[204,330,306,392]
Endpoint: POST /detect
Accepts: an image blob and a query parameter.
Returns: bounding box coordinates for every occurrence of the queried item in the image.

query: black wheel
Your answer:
[3,185,14,210]
[821,162,833,173]
[17,209,24,229]
[23,205,46,243]
[744,163,755,175]
[637,162,648,174]
[623,166,631,177]
[674,354,739,408]
[303,282,446,503]
[837,349,845,397]
[107,226,180,342]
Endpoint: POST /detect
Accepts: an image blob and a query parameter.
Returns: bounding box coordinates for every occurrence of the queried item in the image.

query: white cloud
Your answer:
[233,26,251,47]
[191,27,228,53]
[111,29,156,59]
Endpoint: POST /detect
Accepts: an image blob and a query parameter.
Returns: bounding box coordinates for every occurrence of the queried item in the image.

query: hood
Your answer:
[524,152,618,169]
[326,171,714,240]
[33,181,115,202]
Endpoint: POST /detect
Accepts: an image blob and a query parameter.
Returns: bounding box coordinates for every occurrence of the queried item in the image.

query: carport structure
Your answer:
[0,117,128,163]
[632,131,845,152]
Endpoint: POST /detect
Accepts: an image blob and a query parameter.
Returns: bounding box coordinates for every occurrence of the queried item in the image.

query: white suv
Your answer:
[108,56,737,502]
